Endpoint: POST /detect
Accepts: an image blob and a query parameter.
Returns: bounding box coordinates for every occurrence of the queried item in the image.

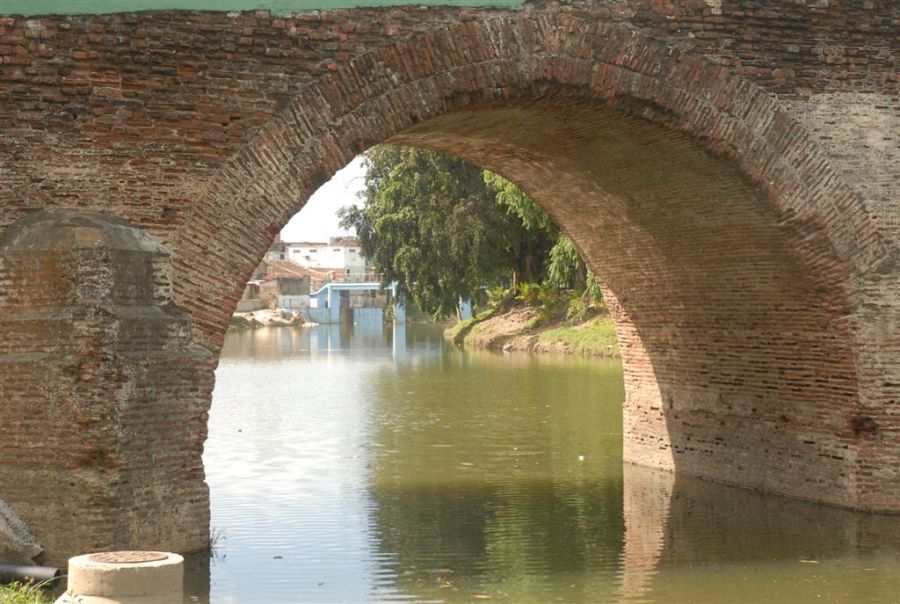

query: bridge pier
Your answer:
[0,212,213,564]
[852,269,900,511]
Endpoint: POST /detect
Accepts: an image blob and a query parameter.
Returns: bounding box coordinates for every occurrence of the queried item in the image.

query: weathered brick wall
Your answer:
[0,213,213,564]
[1,1,895,241]
[0,0,896,559]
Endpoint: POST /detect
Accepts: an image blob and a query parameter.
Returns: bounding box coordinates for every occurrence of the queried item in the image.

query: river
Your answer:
[185,322,900,603]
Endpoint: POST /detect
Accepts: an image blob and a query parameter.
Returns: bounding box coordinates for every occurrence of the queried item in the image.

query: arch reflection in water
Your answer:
[195,324,900,603]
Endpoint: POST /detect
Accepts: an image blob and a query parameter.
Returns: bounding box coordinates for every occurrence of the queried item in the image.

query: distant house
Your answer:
[236,281,265,312]
[260,275,308,297]
[242,239,384,318]
[251,259,322,311]
[265,234,287,261]
[284,236,367,280]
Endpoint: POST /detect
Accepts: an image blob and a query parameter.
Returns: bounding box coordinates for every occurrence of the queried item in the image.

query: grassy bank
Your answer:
[446,303,619,358]
[0,582,53,604]
[535,316,618,356]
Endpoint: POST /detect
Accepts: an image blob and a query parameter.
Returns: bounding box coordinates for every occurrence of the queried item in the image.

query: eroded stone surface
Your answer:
[0,499,42,563]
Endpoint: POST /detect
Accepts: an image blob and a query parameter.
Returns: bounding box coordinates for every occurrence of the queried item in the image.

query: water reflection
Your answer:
[196,324,900,604]
[650,470,900,603]
[365,347,625,603]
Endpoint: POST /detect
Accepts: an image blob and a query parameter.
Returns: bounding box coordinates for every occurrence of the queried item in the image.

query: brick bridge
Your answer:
[0,0,897,563]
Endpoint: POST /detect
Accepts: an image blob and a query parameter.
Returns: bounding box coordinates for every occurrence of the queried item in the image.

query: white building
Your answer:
[285,236,367,280]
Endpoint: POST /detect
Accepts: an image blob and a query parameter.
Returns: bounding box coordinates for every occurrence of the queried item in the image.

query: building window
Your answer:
[334,248,341,253]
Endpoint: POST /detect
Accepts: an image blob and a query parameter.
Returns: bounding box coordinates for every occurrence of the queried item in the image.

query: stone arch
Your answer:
[165,12,895,513]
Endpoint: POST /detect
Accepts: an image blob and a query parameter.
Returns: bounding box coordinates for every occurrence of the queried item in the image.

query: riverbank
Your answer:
[446,305,619,357]
[230,308,315,329]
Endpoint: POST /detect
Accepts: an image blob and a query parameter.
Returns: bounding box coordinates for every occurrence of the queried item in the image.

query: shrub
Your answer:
[516,283,567,326]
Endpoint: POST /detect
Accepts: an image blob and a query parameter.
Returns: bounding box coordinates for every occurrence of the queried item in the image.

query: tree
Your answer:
[483,171,556,286]
[339,146,547,317]
[485,171,592,292]
[339,146,600,318]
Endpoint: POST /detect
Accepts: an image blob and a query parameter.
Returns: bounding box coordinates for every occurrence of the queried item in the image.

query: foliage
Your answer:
[484,171,552,231]
[485,285,515,313]
[546,234,585,290]
[0,582,54,604]
[565,275,607,322]
[340,146,552,317]
[514,282,545,307]
[565,293,591,323]
[341,146,605,318]
[486,171,603,298]
[515,282,566,326]
[483,171,559,286]
[584,271,604,305]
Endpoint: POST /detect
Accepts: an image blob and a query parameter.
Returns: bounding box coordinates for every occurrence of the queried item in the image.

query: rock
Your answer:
[0,499,42,563]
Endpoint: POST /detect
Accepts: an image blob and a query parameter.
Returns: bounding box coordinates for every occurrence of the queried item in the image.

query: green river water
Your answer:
[187,322,900,603]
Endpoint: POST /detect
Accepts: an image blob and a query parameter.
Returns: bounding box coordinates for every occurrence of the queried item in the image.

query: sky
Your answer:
[280,155,367,242]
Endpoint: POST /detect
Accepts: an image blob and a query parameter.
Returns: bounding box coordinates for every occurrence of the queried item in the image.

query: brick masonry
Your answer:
[0,212,213,564]
[0,1,897,560]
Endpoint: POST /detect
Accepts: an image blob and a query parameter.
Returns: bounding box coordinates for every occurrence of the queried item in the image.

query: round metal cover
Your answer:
[89,551,169,564]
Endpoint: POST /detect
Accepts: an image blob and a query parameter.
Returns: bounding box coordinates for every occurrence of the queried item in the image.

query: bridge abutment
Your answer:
[0,212,213,564]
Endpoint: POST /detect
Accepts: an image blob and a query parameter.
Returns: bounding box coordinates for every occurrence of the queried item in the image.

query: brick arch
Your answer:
[165,13,896,512]
[171,14,889,353]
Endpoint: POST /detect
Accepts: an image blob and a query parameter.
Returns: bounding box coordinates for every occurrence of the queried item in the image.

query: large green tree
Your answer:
[339,146,547,316]
[339,145,594,317]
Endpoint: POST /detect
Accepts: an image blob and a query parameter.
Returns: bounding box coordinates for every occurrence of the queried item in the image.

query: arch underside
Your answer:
[165,17,895,514]
[392,101,864,509]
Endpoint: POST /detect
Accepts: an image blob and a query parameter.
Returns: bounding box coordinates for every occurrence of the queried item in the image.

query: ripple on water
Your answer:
[190,326,900,604]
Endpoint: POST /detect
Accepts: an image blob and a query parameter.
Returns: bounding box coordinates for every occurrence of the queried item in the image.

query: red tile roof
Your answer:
[261,260,326,281]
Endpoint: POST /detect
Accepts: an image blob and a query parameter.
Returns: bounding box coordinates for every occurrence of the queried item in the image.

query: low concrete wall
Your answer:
[302,308,332,324]
[235,299,266,312]
[277,295,309,310]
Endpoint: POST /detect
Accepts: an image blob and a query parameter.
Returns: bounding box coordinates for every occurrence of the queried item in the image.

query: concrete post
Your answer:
[58,551,183,604]
[392,321,406,361]
[390,282,406,323]
[458,298,473,321]
[328,285,341,323]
